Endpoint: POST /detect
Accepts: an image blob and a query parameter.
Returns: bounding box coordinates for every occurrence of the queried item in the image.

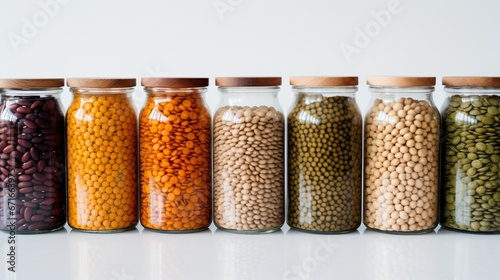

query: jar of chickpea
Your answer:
[364,76,440,234]
[213,77,285,233]
[67,78,138,233]
[140,77,212,232]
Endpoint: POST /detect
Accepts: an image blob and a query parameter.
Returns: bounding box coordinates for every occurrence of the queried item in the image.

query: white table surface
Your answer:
[1,223,498,280]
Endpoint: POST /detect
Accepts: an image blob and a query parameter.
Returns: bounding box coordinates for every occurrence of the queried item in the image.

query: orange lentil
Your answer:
[67,85,138,232]
[139,86,212,232]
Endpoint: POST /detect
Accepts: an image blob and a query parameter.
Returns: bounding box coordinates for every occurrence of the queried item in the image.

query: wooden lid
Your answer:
[290,76,358,86]
[141,77,208,88]
[215,77,281,87]
[0,78,64,88]
[443,76,500,87]
[367,76,436,87]
[67,78,136,88]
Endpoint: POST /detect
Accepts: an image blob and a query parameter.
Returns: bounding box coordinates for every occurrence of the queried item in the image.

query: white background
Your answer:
[1,0,500,280]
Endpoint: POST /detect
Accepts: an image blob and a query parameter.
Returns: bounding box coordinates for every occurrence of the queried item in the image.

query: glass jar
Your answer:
[66,78,138,232]
[213,77,285,233]
[364,76,440,233]
[0,79,66,233]
[287,76,362,233]
[441,76,500,233]
[139,78,212,232]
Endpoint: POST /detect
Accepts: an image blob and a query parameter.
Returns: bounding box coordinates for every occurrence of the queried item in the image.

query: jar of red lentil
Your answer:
[441,76,500,233]
[67,78,138,233]
[364,76,439,233]
[213,77,285,233]
[0,78,66,233]
[139,77,212,232]
[287,76,362,233]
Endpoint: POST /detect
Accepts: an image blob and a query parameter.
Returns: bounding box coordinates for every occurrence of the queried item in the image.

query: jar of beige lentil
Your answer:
[67,78,138,233]
[441,76,500,233]
[364,76,440,234]
[287,76,362,233]
[139,77,212,232]
[213,77,285,233]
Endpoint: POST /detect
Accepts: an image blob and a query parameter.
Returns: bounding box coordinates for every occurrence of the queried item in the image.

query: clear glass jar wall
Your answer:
[213,77,285,233]
[440,76,500,233]
[0,79,66,233]
[66,78,138,232]
[139,78,212,232]
[287,76,362,233]
[364,76,440,234]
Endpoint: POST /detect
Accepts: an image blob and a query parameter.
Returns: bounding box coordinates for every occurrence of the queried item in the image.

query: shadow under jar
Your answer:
[213,77,285,233]
[139,77,212,232]
[0,78,66,233]
[440,76,500,233]
[66,78,138,233]
[287,76,362,233]
[364,76,440,234]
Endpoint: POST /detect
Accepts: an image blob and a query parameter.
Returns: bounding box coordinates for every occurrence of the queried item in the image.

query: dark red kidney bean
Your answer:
[0,154,9,160]
[26,113,36,120]
[2,144,14,153]
[34,185,49,192]
[22,160,34,170]
[35,118,49,128]
[0,141,7,151]
[21,151,31,162]
[25,166,38,174]
[23,119,37,129]
[32,136,44,143]
[16,106,31,114]
[17,219,27,225]
[42,100,54,111]
[18,181,33,188]
[17,224,28,230]
[30,147,39,160]
[24,202,37,208]
[32,173,46,181]
[33,192,45,198]
[24,207,33,221]
[37,161,45,172]
[31,215,45,222]
[35,144,49,151]
[24,193,35,199]
[28,222,50,230]
[6,159,15,166]
[19,187,33,194]
[8,104,19,111]
[22,128,36,133]
[30,100,41,109]
[18,139,33,148]
[38,112,50,120]
[18,174,31,181]
[0,167,8,176]
[41,198,55,205]
[37,209,50,216]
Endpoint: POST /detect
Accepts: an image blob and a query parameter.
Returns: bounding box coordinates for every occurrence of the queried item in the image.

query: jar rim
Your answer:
[67,78,136,88]
[443,76,500,87]
[0,78,64,89]
[367,76,436,87]
[290,76,358,86]
[141,77,208,88]
[216,77,281,87]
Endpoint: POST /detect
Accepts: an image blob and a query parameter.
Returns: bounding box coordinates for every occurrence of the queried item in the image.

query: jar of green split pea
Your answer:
[441,76,500,233]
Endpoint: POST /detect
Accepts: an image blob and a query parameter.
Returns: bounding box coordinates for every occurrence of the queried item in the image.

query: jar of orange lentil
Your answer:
[67,78,138,233]
[140,77,212,232]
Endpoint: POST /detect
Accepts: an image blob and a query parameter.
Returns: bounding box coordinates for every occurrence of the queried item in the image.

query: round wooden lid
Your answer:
[141,77,208,88]
[215,77,282,87]
[290,76,358,86]
[0,78,64,88]
[367,76,436,87]
[67,78,136,88]
[443,76,500,87]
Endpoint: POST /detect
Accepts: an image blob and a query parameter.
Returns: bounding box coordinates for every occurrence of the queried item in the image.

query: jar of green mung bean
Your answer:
[441,76,500,233]
[287,76,362,233]
[364,76,440,234]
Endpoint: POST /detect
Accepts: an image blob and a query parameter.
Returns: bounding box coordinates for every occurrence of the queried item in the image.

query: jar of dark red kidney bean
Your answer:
[0,79,66,233]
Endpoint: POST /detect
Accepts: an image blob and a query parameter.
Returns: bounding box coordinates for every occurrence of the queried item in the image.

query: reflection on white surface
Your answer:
[1,227,69,280]
[362,229,442,280]
[0,225,499,280]
[214,229,286,280]
[141,228,213,280]
[69,228,141,280]
[438,228,500,280]
[285,229,362,280]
